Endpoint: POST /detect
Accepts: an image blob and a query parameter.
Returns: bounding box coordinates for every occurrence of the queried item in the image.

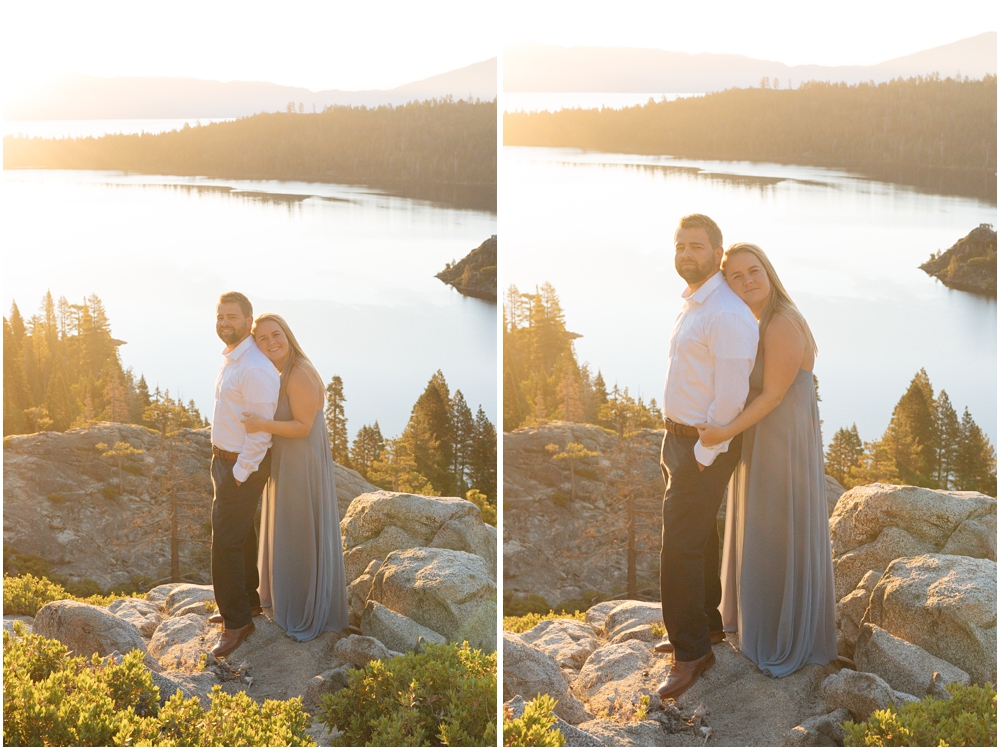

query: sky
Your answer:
[4,1,994,106]
[2,0,498,99]
[501,0,995,66]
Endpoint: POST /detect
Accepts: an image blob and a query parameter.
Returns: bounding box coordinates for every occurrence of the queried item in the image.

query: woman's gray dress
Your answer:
[719,351,838,677]
[257,380,349,641]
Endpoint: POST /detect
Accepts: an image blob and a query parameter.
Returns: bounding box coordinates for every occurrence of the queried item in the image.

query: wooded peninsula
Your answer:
[3,99,497,212]
[504,76,997,202]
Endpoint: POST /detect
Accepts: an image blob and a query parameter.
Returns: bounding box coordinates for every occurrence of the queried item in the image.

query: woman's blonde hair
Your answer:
[251,313,325,397]
[722,242,818,356]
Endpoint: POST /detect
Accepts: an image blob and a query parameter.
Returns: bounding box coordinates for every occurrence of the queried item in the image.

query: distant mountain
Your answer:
[504,33,996,93]
[6,58,497,120]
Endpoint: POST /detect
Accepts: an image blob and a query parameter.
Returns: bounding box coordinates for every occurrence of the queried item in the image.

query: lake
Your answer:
[504,146,997,447]
[2,169,497,439]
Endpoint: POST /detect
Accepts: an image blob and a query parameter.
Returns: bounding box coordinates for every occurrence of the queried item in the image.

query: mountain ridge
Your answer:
[504,33,996,93]
[7,58,497,120]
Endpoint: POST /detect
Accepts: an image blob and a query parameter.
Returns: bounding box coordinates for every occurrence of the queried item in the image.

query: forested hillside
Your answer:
[505,76,997,200]
[4,99,497,211]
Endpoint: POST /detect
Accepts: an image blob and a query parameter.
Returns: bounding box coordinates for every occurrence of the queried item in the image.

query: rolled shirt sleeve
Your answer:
[233,365,280,483]
[694,311,759,467]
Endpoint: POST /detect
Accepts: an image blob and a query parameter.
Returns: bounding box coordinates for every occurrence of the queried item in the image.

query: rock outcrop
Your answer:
[854,623,971,697]
[920,224,997,297]
[2,423,375,589]
[504,422,847,609]
[435,235,497,302]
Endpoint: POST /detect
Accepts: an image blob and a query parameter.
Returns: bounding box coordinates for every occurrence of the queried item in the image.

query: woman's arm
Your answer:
[242,367,322,438]
[696,313,807,446]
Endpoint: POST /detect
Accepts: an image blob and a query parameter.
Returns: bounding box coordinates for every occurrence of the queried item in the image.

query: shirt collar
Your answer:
[682,271,725,305]
[223,335,254,361]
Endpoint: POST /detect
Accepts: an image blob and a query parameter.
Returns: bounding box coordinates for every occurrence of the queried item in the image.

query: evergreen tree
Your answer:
[954,408,998,495]
[369,438,436,495]
[132,375,153,425]
[325,375,350,466]
[100,358,130,423]
[825,424,863,485]
[934,391,961,488]
[888,369,938,486]
[400,371,455,495]
[350,422,385,480]
[469,407,497,501]
[451,390,476,496]
[3,315,31,435]
[846,437,902,487]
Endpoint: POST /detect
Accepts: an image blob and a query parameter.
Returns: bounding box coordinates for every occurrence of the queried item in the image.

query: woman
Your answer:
[241,313,349,641]
[695,243,838,678]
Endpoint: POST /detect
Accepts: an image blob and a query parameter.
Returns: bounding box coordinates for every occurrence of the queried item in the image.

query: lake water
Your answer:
[504,146,997,447]
[3,119,236,139]
[2,169,497,439]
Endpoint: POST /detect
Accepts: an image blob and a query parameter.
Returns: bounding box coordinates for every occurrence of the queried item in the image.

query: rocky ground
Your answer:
[4,490,498,746]
[503,421,846,609]
[503,482,996,746]
[2,423,376,588]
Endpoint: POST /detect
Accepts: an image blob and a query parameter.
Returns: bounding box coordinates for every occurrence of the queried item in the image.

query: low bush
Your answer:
[503,694,565,746]
[842,682,996,747]
[503,610,587,634]
[555,590,608,615]
[101,485,118,499]
[3,573,116,616]
[503,591,552,618]
[318,641,496,746]
[3,623,315,746]
[46,492,67,503]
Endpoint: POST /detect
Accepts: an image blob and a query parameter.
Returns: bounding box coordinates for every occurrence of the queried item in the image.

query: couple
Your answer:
[654,214,838,700]
[208,291,349,658]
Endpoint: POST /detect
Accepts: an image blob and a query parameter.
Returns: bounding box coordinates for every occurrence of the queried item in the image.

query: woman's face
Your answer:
[253,319,290,365]
[723,251,771,311]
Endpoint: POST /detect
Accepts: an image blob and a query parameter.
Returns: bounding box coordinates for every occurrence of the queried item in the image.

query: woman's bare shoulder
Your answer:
[764,311,807,347]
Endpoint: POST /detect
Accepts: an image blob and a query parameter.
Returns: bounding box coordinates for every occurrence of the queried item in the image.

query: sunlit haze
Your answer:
[4,0,496,100]
[501,0,995,67]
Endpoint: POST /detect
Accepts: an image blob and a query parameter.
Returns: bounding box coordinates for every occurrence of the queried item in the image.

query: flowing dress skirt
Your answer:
[258,404,349,641]
[720,368,838,677]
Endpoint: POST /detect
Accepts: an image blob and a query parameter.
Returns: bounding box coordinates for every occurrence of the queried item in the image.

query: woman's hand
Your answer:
[694,422,729,447]
[241,412,267,433]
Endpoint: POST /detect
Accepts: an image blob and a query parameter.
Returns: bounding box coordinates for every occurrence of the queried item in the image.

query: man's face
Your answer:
[216,302,251,346]
[674,226,723,286]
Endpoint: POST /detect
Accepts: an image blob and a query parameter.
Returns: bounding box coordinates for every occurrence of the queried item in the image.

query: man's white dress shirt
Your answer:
[662,271,759,467]
[211,336,280,483]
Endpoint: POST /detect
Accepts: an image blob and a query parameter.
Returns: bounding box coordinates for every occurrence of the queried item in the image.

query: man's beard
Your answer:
[675,260,715,285]
[217,322,247,345]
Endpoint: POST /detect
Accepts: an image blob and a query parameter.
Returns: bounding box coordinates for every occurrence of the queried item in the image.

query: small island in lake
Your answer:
[436,236,497,302]
[920,224,997,297]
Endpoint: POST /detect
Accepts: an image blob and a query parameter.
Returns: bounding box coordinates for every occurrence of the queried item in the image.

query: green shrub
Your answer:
[3,623,315,746]
[3,547,54,579]
[47,492,67,503]
[3,574,116,616]
[503,591,552,618]
[503,610,587,634]
[318,641,496,746]
[555,590,607,615]
[843,682,997,747]
[550,490,570,506]
[503,694,565,746]
[101,485,118,500]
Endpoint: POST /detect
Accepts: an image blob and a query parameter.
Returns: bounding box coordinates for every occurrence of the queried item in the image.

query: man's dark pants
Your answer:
[659,431,742,663]
[210,452,270,629]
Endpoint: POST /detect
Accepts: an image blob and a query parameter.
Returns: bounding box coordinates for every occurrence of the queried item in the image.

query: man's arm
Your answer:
[233,365,280,483]
[694,311,759,467]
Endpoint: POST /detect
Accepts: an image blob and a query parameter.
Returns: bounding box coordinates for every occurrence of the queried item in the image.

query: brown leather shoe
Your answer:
[653,629,725,654]
[211,621,255,658]
[656,650,716,701]
[208,606,262,625]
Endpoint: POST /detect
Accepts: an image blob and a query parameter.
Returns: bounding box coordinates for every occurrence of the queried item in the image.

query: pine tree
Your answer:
[100,359,130,423]
[3,315,31,435]
[325,375,350,466]
[888,369,938,486]
[451,390,475,496]
[132,375,153,425]
[846,437,902,487]
[546,441,599,503]
[825,424,863,485]
[400,371,455,495]
[350,422,385,480]
[469,407,497,501]
[934,391,961,488]
[954,408,997,496]
[369,438,436,495]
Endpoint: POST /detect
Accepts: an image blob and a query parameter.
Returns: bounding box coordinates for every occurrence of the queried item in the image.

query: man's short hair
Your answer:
[677,214,723,250]
[218,291,252,318]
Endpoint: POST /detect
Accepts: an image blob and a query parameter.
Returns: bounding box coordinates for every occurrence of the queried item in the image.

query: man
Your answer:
[208,291,279,658]
[655,214,758,700]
